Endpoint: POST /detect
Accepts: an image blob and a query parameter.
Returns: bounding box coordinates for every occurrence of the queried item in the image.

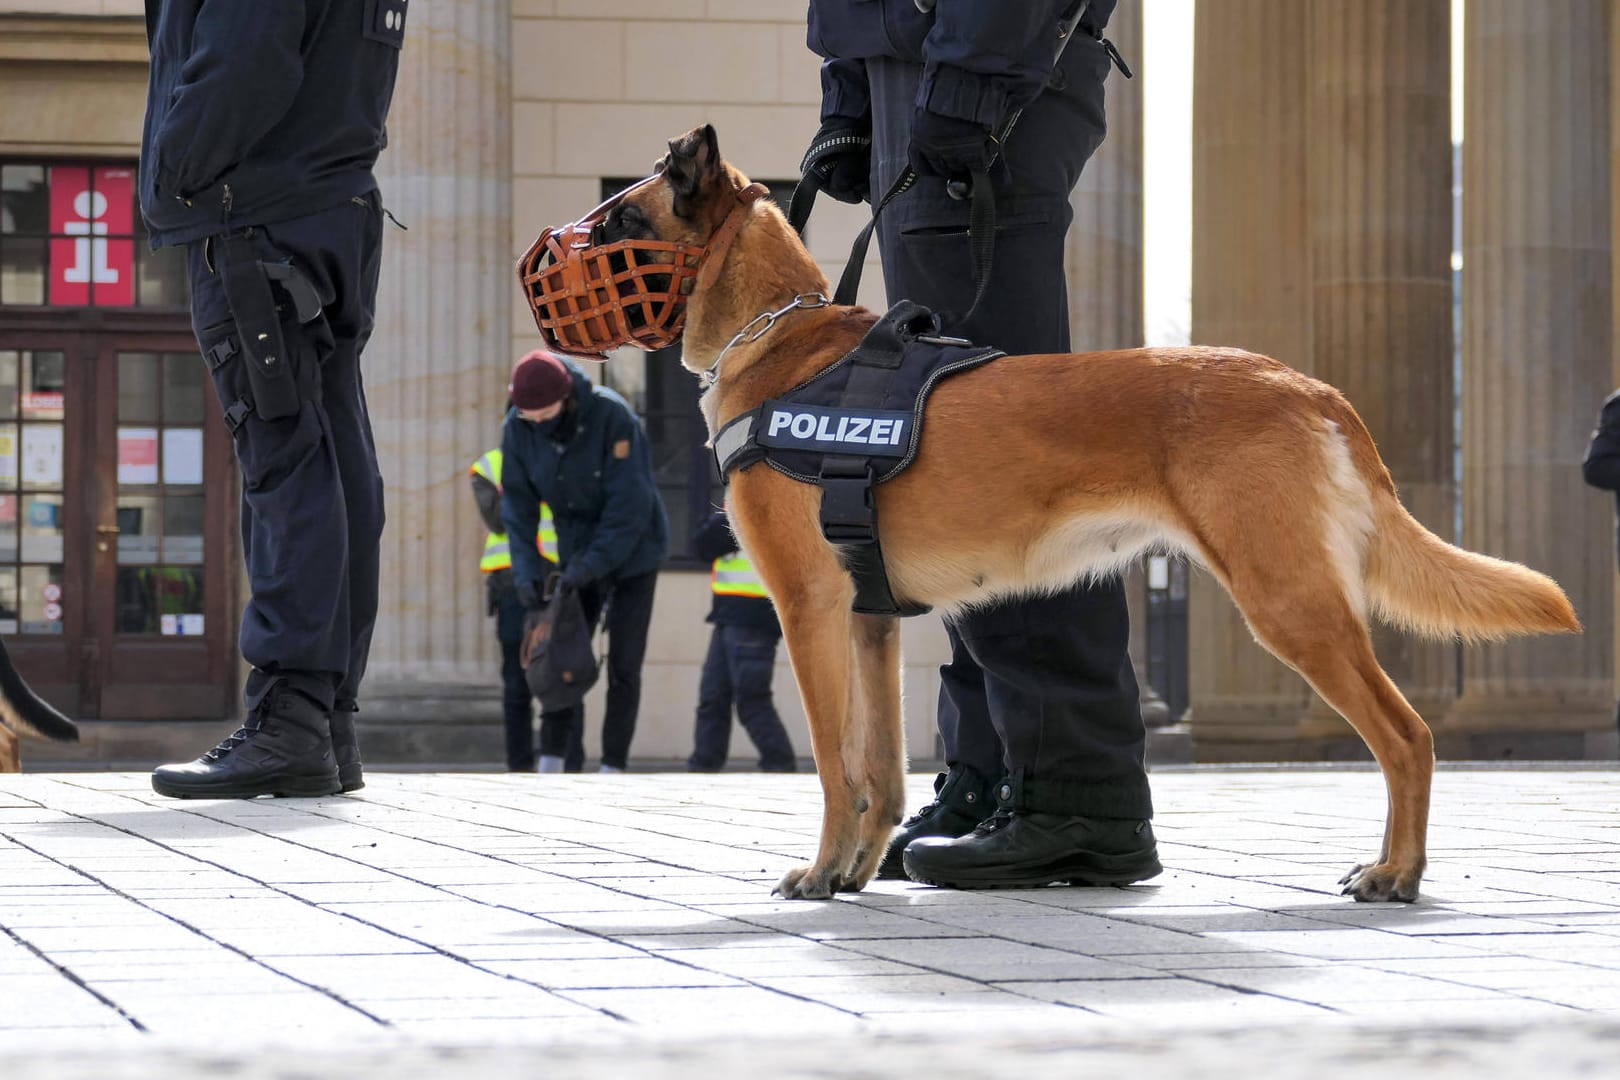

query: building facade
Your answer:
[3,0,1614,767]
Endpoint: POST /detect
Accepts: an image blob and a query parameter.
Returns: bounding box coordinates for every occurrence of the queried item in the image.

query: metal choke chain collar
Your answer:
[703,292,833,387]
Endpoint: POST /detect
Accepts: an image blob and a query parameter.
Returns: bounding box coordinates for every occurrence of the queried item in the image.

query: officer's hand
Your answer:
[801,119,872,205]
[556,565,591,595]
[516,579,544,611]
[907,109,995,181]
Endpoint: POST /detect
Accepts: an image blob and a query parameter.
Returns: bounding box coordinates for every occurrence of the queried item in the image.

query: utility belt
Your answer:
[201,230,325,430]
[713,301,1002,617]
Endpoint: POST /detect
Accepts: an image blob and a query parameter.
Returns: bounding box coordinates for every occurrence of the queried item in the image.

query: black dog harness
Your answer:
[712,301,1002,617]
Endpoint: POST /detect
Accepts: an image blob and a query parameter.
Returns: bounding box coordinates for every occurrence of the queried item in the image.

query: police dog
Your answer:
[0,638,78,772]
[602,125,1578,902]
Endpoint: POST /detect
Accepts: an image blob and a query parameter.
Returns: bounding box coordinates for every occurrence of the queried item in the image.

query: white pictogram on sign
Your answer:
[62,190,119,286]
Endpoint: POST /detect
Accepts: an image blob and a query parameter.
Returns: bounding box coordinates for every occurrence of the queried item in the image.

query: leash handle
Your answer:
[829,167,917,307]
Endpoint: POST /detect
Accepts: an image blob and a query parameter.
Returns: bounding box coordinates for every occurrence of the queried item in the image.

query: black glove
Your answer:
[800,119,871,205]
[516,579,544,611]
[907,108,995,181]
[556,564,591,594]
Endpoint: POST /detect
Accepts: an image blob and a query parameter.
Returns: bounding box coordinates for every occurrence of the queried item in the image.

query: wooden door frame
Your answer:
[0,307,239,720]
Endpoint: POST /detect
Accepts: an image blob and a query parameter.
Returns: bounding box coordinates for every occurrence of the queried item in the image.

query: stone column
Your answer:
[364,0,514,704]
[1065,5,1167,725]
[1453,1,1614,751]
[1187,1,1315,754]
[1302,1,1456,737]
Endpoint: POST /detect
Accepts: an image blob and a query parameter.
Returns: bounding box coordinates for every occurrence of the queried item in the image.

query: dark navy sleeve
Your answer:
[567,401,657,585]
[151,2,310,198]
[920,0,1075,128]
[1583,392,1620,491]
[500,420,547,593]
[470,472,505,536]
[820,58,871,124]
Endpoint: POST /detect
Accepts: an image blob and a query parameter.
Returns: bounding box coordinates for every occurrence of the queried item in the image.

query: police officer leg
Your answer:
[153,231,349,799]
[875,625,1000,878]
[598,570,657,772]
[728,626,796,772]
[688,625,735,771]
[316,194,387,790]
[496,585,537,771]
[864,47,1159,887]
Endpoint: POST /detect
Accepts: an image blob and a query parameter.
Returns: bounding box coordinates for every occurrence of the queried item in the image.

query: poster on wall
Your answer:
[0,432,16,488]
[118,427,160,486]
[20,425,63,487]
[161,428,204,485]
[48,165,135,307]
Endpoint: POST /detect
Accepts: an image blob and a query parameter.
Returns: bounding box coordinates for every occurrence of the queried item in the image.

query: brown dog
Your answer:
[598,125,1579,902]
[0,637,78,772]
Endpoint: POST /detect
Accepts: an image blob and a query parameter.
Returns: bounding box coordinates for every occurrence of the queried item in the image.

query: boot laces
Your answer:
[973,808,1017,836]
[899,798,945,830]
[200,703,274,762]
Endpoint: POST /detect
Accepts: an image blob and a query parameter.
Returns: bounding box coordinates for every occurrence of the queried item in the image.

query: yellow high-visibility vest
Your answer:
[712,552,768,598]
[471,448,557,571]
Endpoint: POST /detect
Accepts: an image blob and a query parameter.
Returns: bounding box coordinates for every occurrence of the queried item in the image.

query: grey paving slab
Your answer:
[0,766,1616,1074]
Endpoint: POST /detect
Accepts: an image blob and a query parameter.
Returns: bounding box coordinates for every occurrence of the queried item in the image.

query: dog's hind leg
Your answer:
[1229,579,1434,901]
[839,612,906,892]
[769,568,866,900]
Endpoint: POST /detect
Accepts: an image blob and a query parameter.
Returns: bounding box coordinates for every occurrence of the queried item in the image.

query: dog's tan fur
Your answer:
[0,724,18,773]
[617,126,1579,901]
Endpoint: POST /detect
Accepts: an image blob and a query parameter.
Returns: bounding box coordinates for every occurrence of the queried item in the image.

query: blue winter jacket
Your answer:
[139,0,403,248]
[807,0,1116,129]
[501,362,670,596]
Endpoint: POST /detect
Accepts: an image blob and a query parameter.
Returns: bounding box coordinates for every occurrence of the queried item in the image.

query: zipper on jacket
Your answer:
[222,183,234,215]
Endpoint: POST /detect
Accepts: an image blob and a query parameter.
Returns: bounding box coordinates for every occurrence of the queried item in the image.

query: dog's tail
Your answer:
[0,637,78,742]
[1364,490,1581,643]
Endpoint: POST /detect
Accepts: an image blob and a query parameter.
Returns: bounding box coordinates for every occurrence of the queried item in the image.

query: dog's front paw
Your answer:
[773,864,840,900]
[1338,861,1421,902]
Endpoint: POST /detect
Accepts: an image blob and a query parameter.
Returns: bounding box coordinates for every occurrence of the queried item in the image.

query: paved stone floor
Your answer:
[1,765,1618,1077]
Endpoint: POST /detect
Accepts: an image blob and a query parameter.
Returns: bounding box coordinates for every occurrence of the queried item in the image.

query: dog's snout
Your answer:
[602,203,649,244]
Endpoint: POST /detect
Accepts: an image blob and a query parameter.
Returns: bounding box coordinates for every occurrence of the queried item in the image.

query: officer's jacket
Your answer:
[500,362,670,594]
[807,0,1116,129]
[1582,388,1620,564]
[139,0,404,248]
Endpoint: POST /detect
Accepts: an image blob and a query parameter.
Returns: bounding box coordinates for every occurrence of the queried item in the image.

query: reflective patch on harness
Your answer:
[755,402,911,458]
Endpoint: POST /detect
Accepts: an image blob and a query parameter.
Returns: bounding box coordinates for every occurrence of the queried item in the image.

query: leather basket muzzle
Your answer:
[517,175,769,362]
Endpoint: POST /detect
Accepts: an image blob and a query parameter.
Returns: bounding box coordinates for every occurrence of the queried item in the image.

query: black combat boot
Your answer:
[902,771,1161,889]
[151,687,341,799]
[877,764,993,879]
[329,702,365,793]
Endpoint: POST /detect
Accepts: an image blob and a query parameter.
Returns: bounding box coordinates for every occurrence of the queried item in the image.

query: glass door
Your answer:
[0,342,79,710]
[97,339,237,719]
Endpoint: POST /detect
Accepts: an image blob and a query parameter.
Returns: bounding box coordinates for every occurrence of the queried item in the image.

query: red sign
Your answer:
[49,165,135,307]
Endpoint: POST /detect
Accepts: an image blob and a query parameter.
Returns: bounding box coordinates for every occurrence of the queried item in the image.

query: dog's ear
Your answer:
[664,124,722,220]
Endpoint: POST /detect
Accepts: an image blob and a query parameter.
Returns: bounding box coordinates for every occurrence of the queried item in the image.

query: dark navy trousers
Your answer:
[494,584,584,772]
[688,624,797,772]
[539,570,658,770]
[185,193,386,713]
[868,39,1153,819]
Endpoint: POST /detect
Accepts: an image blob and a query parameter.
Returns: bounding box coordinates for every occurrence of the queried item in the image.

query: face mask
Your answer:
[550,395,581,445]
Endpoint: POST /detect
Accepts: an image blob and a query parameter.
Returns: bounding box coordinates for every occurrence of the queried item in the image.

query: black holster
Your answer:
[216,232,319,422]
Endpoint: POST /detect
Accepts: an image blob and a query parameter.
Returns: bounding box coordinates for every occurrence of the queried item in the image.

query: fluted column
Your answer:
[366,1,513,688]
[1068,5,1142,350]
[1188,1,1315,752]
[1303,2,1455,736]
[1066,6,1166,723]
[1454,2,1613,738]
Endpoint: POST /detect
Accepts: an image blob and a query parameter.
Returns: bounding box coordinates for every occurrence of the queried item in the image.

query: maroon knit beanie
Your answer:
[509,349,573,411]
